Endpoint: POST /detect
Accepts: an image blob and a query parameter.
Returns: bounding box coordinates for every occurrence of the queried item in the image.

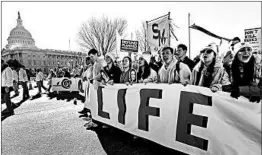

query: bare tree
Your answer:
[135,21,148,52]
[77,16,127,56]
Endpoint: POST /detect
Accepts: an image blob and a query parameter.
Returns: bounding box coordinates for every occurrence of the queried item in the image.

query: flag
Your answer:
[189,24,232,41]
[147,13,170,55]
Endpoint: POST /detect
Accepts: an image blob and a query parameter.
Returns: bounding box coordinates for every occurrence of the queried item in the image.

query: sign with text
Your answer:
[51,78,85,94]
[120,39,139,52]
[86,83,261,155]
[147,14,170,55]
[244,27,261,53]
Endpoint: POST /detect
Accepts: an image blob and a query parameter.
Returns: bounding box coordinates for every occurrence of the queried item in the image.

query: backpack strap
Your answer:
[173,61,181,83]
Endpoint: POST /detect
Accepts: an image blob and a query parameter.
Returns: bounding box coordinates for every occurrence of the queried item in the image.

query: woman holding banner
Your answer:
[190,43,230,92]
[229,42,261,102]
[101,53,122,85]
[120,56,134,85]
[137,54,157,84]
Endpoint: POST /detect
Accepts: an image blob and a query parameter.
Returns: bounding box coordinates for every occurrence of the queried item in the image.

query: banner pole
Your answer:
[146,21,148,53]
[188,13,191,59]
[168,12,171,47]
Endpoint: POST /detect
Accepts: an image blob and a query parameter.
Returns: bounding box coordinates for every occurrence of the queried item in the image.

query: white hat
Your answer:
[202,43,219,55]
[234,42,252,54]
[105,52,116,62]
[137,54,151,64]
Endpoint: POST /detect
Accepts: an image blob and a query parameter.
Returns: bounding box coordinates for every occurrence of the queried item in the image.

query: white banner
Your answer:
[147,14,170,55]
[86,83,261,155]
[244,28,261,53]
[51,78,85,94]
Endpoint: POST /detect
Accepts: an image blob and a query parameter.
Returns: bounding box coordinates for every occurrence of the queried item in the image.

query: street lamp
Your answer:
[57,62,60,68]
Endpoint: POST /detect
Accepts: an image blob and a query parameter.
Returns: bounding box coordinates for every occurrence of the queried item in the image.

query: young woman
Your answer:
[191,43,230,92]
[137,55,157,84]
[102,53,122,85]
[120,56,133,84]
[229,42,261,102]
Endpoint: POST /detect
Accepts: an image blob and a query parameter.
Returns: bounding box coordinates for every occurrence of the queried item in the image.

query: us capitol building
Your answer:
[1,12,86,73]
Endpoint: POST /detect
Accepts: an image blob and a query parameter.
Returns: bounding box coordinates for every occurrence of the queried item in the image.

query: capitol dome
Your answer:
[5,12,37,50]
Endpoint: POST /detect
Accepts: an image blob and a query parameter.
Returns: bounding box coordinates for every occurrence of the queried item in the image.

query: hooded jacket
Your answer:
[191,60,230,90]
[158,58,191,84]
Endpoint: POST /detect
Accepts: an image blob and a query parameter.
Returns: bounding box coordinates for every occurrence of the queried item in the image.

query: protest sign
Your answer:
[147,13,170,55]
[244,27,261,53]
[86,83,261,155]
[120,39,139,52]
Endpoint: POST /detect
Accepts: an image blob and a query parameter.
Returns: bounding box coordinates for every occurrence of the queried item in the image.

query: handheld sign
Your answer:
[120,39,139,52]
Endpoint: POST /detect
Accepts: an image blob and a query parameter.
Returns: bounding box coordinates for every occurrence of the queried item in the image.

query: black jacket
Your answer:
[104,65,122,83]
[181,56,195,71]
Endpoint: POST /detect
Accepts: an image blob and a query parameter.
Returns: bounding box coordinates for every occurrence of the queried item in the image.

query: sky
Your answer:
[1,2,261,58]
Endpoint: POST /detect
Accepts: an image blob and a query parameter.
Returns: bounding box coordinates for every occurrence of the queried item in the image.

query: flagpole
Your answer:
[188,13,191,59]
[168,12,171,46]
[145,21,148,53]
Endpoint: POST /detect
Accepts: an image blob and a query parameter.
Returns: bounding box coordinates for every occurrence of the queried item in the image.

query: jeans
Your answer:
[2,87,13,113]
[37,81,47,93]
[21,81,29,99]
[13,81,19,95]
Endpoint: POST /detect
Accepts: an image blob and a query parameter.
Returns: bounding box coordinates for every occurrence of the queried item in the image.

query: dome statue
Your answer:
[5,11,37,50]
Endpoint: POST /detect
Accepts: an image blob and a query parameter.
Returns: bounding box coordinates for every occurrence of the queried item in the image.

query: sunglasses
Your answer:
[201,49,213,54]
[238,47,252,53]
[253,52,258,54]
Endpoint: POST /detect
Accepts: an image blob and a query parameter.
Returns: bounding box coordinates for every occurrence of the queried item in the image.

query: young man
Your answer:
[2,60,14,116]
[79,56,94,117]
[84,49,107,129]
[158,46,191,85]
[88,49,107,89]
[35,68,47,95]
[19,65,30,101]
[175,44,195,71]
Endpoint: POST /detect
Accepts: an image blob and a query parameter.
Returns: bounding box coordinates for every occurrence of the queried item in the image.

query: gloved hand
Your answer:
[230,86,240,99]
[249,96,261,103]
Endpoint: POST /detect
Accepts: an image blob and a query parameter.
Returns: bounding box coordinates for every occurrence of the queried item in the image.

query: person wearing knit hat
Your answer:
[229,42,261,102]
[137,54,157,83]
[102,52,122,85]
[191,43,230,92]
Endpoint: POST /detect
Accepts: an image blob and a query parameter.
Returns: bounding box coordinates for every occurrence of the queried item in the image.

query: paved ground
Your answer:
[1,82,186,155]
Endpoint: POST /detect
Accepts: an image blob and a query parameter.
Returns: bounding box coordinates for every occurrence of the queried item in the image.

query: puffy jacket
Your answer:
[191,61,231,90]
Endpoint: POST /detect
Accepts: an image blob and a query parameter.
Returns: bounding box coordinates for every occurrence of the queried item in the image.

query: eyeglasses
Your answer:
[201,49,213,54]
[138,57,144,61]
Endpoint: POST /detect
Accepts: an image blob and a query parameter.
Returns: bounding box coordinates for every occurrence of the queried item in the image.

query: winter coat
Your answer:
[104,65,122,83]
[191,61,230,91]
[138,68,158,83]
[158,58,191,84]
[2,67,13,87]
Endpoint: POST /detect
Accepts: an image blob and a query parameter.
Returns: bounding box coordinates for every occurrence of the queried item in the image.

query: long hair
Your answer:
[197,53,216,87]
[137,60,151,80]
[231,54,255,86]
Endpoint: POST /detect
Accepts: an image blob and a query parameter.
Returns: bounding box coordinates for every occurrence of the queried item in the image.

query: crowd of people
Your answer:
[78,38,261,130]
[2,37,261,124]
